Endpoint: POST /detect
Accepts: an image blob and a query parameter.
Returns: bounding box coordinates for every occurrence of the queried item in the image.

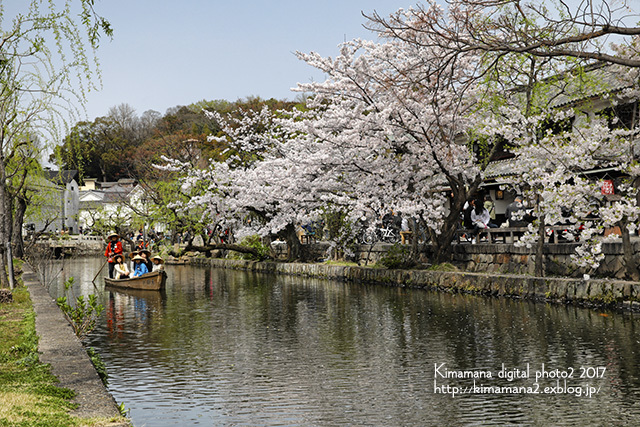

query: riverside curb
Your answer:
[22,263,127,424]
[190,258,640,309]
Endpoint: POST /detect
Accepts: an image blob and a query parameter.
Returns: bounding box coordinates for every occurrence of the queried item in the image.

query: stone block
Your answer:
[588,282,604,299]
[575,281,590,300]
[611,283,626,300]
[564,282,576,300]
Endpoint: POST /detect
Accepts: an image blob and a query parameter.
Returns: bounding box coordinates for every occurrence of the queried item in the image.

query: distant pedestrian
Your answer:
[399,213,412,244]
[471,198,498,243]
[484,195,496,222]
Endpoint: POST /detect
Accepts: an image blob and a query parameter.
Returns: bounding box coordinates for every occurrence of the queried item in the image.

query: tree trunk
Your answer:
[433,221,458,264]
[12,196,26,259]
[620,220,640,281]
[433,187,469,264]
[281,223,305,261]
[172,242,273,260]
[410,217,419,261]
[534,219,545,277]
[0,174,10,287]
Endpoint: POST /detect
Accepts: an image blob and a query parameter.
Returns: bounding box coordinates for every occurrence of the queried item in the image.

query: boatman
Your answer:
[104,232,123,279]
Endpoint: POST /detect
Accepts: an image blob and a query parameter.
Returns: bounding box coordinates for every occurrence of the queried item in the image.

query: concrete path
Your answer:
[22,263,129,425]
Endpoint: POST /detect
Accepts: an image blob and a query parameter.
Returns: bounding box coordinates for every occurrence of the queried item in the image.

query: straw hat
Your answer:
[114,254,125,262]
[132,255,144,261]
[151,256,164,264]
[107,232,119,239]
[139,249,151,257]
[129,251,140,259]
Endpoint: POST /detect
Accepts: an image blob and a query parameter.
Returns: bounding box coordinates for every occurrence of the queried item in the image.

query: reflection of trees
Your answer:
[70,264,640,424]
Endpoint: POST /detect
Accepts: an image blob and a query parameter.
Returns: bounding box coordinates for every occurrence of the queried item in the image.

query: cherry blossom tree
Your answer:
[166,0,640,275]
[365,0,640,277]
[166,12,509,262]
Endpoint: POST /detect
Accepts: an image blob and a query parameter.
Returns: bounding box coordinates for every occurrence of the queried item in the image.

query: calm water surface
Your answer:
[47,257,640,426]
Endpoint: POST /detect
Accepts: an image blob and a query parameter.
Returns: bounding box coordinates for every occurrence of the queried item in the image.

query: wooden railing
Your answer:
[456,225,582,244]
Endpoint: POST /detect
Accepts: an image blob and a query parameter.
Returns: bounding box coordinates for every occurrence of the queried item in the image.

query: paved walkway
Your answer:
[22,263,128,425]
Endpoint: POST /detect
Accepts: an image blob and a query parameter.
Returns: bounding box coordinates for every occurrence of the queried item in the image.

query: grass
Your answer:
[427,262,460,272]
[0,286,128,427]
[322,260,360,267]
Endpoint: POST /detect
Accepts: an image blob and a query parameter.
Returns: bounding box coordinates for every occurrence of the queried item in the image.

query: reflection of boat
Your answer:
[105,285,165,304]
[104,271,166,291]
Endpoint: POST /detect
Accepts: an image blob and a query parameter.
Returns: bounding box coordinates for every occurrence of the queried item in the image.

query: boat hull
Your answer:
[104,270,166,291]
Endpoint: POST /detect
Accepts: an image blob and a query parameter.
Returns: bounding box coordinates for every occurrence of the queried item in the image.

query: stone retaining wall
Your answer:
[286,241,635,279]
[190,258,640,310]
[453,241,639,279]
[22,263,125,421]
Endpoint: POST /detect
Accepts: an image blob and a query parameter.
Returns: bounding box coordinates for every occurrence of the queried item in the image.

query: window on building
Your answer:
[598,101,640,130]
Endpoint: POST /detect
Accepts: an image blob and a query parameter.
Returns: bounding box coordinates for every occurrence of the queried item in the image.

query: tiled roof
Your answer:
[45,170,78,185]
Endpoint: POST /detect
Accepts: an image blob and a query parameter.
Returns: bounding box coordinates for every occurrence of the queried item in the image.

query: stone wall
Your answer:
[453,241,639,279]
[319,240,636,279]
[190,258,640,309]
[203,238,639,281]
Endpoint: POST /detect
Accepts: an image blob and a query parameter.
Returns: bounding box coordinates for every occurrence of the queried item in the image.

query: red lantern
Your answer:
[601,179,614,195]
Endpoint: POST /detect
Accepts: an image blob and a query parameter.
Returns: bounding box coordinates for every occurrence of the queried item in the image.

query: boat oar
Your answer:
[92,259,108,286]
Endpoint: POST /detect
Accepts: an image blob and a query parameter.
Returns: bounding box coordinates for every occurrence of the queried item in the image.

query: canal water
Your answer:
[46,257,640,426]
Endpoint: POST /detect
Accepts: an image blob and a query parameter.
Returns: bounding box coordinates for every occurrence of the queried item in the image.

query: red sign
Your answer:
[601,179,614,195]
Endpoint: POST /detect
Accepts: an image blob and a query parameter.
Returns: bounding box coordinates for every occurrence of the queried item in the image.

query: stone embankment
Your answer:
[22,263,127,424]
[191,258,640,310]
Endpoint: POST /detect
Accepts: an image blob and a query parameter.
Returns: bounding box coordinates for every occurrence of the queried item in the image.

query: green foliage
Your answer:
[86,347,108,386]
[117,401,130,417]
[55,278,104,340]
[376,244,417,270]
[427,263,459,272]
[236,235,271,261]
[322,206,348,242]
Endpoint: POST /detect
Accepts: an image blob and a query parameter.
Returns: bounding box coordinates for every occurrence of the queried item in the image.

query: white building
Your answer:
[25,170,80,234]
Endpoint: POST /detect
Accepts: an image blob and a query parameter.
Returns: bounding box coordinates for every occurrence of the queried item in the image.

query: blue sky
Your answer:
[78,0,411,119]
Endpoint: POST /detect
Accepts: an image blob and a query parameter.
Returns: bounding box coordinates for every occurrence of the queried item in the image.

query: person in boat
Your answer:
[128,251,139,273]
[113,254,130,279]
[151,256,165,272]
[139,249,153,272]
[132,255,149,277]
[104,232,123,279]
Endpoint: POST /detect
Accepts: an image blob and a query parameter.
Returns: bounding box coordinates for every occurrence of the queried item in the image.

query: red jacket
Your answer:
[104,241,123,261]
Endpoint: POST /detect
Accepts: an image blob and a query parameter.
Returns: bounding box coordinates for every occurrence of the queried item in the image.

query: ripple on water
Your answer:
[56,260,640,426]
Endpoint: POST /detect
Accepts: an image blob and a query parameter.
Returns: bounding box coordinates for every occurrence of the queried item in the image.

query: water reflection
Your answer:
[49,258,640,426]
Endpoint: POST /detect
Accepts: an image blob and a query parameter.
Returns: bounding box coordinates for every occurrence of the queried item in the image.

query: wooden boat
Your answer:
[104,270,167,291]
